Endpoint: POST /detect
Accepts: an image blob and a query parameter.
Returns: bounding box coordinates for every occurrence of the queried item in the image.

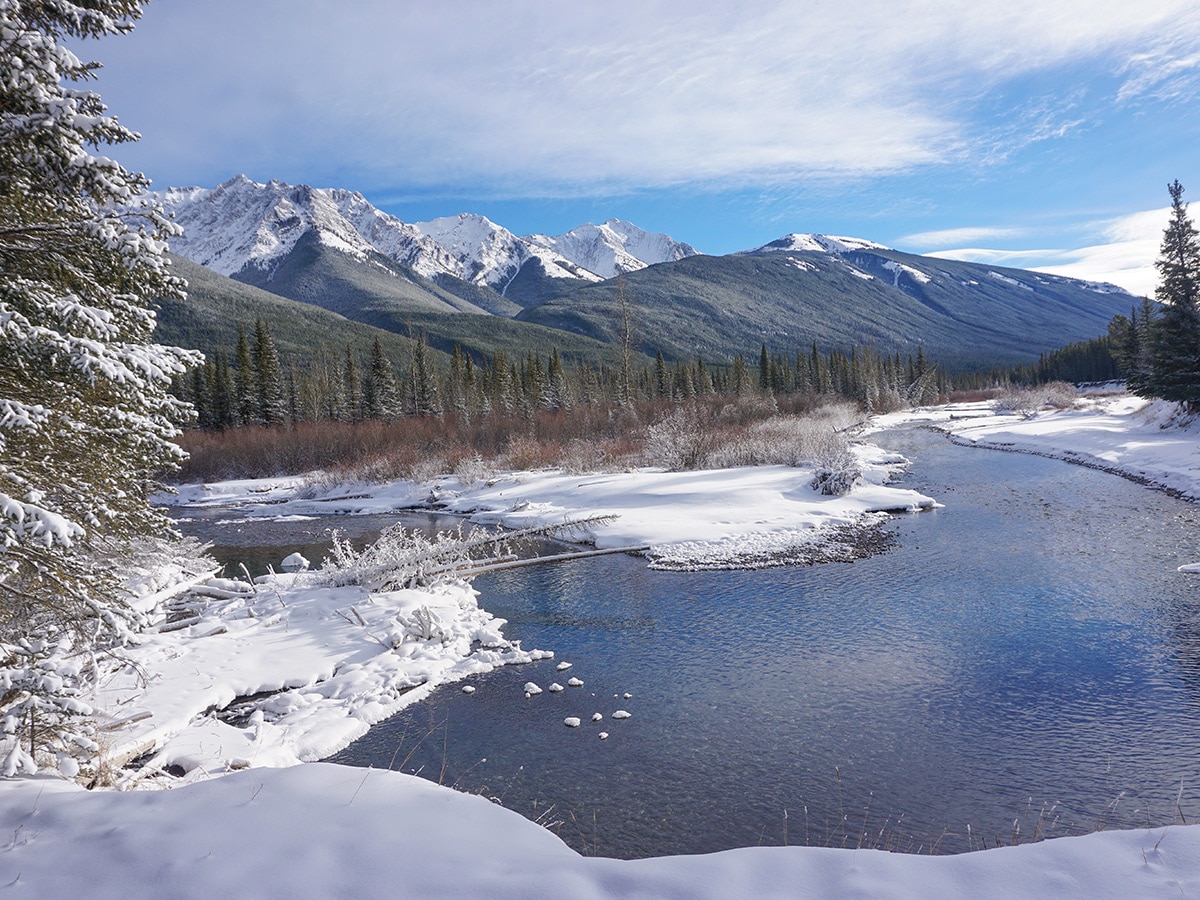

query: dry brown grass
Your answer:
[173,396,862,484]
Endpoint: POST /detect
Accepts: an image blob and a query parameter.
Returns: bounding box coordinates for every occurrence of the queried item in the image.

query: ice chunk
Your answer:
[612,710,631,719]
[462,685,476,694]
[592,713,603,722]
[523,682,543,696]
[567,677,584,687]
[556,661,573,670]
[548,683,564,692]
[599,732,609,739]
[564,717,581,728]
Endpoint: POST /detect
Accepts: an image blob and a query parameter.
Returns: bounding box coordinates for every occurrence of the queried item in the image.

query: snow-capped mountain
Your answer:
[412,213,602,294]
[155,177,700,303]
[526,219,700,279]
[156,175,460,281]
[744,233,891,255]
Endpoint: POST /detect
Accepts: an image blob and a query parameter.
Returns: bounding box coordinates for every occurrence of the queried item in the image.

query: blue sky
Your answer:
[84,0,1200,296]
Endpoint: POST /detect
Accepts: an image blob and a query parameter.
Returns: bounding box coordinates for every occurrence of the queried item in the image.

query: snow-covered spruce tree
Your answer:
[1149,180,1200,408]
[0,0,200,774]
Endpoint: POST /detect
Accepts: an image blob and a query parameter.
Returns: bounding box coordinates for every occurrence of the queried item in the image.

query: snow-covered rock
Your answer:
[525,218,699,279]
[154,175,458,280]
[414,212,601,294]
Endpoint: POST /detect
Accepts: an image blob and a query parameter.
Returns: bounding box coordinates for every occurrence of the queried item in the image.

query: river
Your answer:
[180,427,1200,858]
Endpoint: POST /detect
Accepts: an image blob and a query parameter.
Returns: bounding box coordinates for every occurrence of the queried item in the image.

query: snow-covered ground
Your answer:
[3,763,1198,899]
[872,392,1200,503]
[6,401,1200,898]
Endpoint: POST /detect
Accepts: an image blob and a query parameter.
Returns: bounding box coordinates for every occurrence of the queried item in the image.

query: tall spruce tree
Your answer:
[342,346,363,422]
[253,319,286,425]
[364,337,401,420]
[1149,180,1200,407]
[233,323,255,425]
[0,0,201,772]
[409,335,441,417]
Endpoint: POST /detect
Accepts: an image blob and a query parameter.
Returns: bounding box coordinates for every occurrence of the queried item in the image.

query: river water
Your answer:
[181,428,1200,858]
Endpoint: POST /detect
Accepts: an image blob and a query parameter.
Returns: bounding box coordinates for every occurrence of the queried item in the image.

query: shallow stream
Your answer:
[179,428,1200,858]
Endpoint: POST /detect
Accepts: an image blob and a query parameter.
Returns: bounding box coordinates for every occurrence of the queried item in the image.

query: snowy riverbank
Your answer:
[89,443,936,782]
[6,408,1200,897]
[872,392,1200,502]
[166,439,937,570]
[3,763,1199,899]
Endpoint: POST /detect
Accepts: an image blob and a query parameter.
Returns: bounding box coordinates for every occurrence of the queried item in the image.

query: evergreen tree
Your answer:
[234,323,256,425]
[410,335,441,417]
[364,337,401,420]
[211,352,236,429]
[191,365,211,429]
[0,0,201,772]
[547,348,571,411]
[447,344,468,419]
[342,346,362,422]
[253,319,286,425]
[1149,181,1200,407]
[286,367,301,424]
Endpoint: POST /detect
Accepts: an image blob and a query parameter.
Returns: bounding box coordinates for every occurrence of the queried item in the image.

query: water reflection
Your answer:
[185,428,1200,858]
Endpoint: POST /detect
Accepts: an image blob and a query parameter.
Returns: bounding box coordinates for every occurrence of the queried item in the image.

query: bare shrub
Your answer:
[992,382,1078,417]
[643,405,715,470]
[559,439,608,475]
[810,446,862,496]
[174,396,872,485]
[321,516,611,592]
[452,454,494,486]
[501,434,563,472]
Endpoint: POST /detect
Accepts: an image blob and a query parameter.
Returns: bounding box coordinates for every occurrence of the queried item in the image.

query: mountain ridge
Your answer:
[155,176,700,305]
[153,175,1137,370]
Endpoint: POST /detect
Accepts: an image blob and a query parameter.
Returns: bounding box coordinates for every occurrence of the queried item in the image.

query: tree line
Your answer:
[172,329,955,430]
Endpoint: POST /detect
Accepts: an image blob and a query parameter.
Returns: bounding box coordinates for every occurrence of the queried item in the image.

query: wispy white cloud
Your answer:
[93,0,1200,195]
[926,208,1168,297]
[900,225,1029,248]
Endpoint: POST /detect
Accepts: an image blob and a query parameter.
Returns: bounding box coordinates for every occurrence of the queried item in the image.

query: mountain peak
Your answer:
[748,234,891,255]
[525,219,700,279]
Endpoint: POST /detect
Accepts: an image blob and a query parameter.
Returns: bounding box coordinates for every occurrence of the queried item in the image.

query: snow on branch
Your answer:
[321,515,616,593]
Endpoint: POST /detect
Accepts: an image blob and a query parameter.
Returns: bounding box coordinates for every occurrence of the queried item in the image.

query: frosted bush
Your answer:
[645,402,863,474]
[409,455,451,483]
[810,447,862,496]
[322,522,493,592]
[560,439,608,474]
[398,605,453,643]
[644,406,714,471]
[453,454,494,487]
[992,382,1078,417]
[321,516,612,592]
